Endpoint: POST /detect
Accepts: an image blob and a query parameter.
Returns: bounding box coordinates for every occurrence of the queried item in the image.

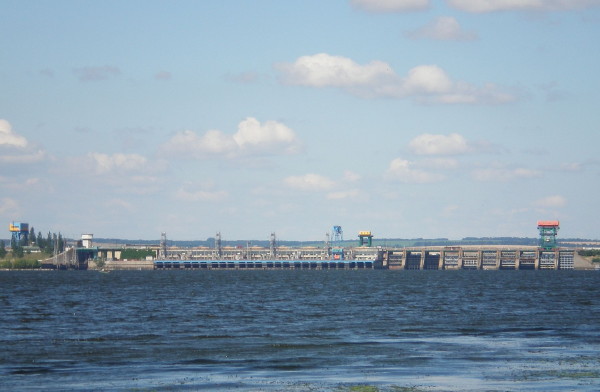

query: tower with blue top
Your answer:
[331,225,344,260]
[9,222,29,245]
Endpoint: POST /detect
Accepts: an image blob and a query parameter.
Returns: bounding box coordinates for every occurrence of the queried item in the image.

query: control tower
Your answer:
[537,220,559,250]
[358,231,373,247]
[9,222,29,244]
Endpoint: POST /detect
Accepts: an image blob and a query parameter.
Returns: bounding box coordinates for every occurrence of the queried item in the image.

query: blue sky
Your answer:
[1,0,599,242]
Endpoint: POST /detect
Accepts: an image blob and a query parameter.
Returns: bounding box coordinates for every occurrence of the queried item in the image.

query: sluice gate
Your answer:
[423,252,440,270]
[379,248,575,270]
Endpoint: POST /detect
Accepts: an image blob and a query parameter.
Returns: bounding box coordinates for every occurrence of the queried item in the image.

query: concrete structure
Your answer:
[538,220,560,250]
[383,246,576,270]
[358,231,373,247]
[81,234,93,248]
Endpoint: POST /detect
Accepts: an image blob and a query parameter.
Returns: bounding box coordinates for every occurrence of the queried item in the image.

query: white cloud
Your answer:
[343,170,362,182]
[406,16,477,41]
[560,162,582,172]
[534,195,567,208]
[351,0,430,12]
[0,177,39,189]
[88,153,148,174]
[0,119,47,164]
[0,150,46,164]
[471,167,541,181]
[385,158,445,183]
[276,53,514,104]
[447,0,600,13]
[276,53,395,90]
[233,117,301,154]
[0,119,28,147]
[326,189,363,200]
[160,117,302,159]
[175,188,229,202]
[284,173,335,191]
[409,133,471,155]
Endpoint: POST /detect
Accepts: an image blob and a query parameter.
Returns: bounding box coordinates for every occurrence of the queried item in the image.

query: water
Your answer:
[1,270,599,391]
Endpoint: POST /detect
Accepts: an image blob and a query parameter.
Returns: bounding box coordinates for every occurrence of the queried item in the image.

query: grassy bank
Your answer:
[0,251,44,269]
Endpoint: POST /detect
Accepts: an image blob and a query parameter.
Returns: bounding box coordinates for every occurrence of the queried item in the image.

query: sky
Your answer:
[1,0,600,242]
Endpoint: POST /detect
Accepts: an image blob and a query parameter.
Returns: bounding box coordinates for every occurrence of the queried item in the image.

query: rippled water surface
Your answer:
[1,270,599,391]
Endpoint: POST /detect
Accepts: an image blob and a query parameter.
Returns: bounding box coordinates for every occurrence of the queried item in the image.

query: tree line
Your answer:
[578,249,600,263]
[0,226,66,260]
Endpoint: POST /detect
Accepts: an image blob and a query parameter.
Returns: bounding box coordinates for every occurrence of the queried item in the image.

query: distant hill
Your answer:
[2,236,596,249]
[80,236,598,248]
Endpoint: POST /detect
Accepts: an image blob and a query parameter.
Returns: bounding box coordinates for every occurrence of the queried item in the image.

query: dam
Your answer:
[151,246,577,270]
[38,221,595,270]
[43,243,581,270]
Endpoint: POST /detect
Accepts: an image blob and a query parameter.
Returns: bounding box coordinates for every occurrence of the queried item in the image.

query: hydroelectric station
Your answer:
[32,221,595,271]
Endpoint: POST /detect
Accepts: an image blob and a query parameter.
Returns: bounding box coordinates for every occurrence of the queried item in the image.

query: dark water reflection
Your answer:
[1,270,599,391]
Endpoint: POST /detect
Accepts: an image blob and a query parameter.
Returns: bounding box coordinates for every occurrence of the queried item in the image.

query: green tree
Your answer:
[46,232,53,254]
[37,231,43,249]
[0,240,7,259]
[29,227,36,245]
[13,246,24,259]
[58,233,64,253]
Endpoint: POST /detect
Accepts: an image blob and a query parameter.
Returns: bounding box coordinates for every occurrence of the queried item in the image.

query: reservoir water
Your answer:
[1,270,599,391]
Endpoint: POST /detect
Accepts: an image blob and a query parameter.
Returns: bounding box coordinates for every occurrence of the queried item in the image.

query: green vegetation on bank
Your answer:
[0,252,42,269]
[577,249,600,264]
[120,248,156,260]
[578,249,600,257]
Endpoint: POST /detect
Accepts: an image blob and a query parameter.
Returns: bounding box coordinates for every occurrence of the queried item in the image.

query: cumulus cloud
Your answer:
[409,133,471,155]
[284,173,335,191]
[385,158,445,183]
[471,167,541,181]
[276,53,514,104]
[350,0,430,12]
[74,65,120,81]
[447,0,600,13]
[0,119,47,164]
[406,16,477,41]
[276,53,396,90]
[0,119,28,148]
[534,195,567,208]
[160,117,302,159]
[87,153,148,174]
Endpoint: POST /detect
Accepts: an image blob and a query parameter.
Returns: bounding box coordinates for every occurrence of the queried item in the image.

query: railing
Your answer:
[40,248,80,269]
